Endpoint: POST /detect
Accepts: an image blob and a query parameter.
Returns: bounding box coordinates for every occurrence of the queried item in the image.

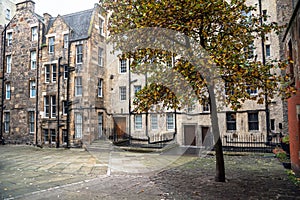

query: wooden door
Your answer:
[114,117,126,139]
[184,125,196,146]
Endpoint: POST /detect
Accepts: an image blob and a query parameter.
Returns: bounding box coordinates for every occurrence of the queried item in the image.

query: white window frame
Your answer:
[75,113,83,139]
[45,65,50,83]
[29,111,35,134]
[5,83,11,100]
[50,129,56,143]
[76,45,83,64]
[75,77,83,96]
[63,34,69,49]
[49,37,55,53]
[119,86,126,101]
[135,115,142,130]
[99,17,104,36]
[167,114,174,130]
[5,9,11,20]
[7,32,12,46]
[51,64,57,83]
[98,78,103,97]
[44,96,50,118]
[31,26,38,41]
[151,114,158,130]
[30,51,37,69]
[51,96,56,118]
[98,47,103,67]
[6,55,11,73]
[4,112,10,133]
[119,59,127,73]
[64,65,68,79]
[29,80,36,98]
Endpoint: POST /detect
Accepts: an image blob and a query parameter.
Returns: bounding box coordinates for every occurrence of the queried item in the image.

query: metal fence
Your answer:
[221,134,281,153]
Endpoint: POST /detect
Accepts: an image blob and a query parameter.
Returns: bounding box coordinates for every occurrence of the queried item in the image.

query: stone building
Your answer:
[0,0,18,26]
[0,0,108,147]
[39,4,108,147]
[283,0,300,176]
[1,0,43,143]
[0,0,294,148]
[108,0,290,147]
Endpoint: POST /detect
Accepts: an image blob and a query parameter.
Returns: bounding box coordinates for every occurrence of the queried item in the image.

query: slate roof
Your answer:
[46,8,94,41]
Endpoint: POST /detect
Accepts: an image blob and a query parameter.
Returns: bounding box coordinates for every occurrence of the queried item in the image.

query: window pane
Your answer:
[98,113,103,138]
[30,80,36,98]
[151,114,158,130]
[49,37,55,53]
[75,113,83,139]
[75,77,82,96]
[98,79,103,97]
[98,48,103,66]
[120,86,126,100]
[31,51,36,69]
[45,65,50,82]
[135,115,142,129]
[29,111,35,134]
[52,64,57,82]
[226,112,236,131]
[63,34,69,49]
[44,96,49,117]
[120,59,127,73]
[51,96,56,118]
[4,112,10,132]
[76,45,83,63]
[167,114,174,130]
[5,83,10,99]
[248,113,259,131]
[6,55,11,73]
[31,27,38,41]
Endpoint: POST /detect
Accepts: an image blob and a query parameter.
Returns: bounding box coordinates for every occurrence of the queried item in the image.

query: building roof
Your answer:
[47,8,94,41]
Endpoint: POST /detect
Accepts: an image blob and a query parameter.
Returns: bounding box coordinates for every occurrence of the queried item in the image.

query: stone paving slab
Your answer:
[1,144,300,199]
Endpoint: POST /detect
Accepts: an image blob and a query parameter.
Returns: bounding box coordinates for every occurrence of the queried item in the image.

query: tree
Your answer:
[103,0,291,182]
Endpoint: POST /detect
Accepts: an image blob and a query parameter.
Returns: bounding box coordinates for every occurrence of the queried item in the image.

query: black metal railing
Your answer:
[221,134,281,153]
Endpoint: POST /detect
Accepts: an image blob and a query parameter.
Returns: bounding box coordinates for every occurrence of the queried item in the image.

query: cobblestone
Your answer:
[0,144,300,199]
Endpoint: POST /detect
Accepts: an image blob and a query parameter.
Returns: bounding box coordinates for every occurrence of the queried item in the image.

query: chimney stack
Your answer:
[16,0,35,13]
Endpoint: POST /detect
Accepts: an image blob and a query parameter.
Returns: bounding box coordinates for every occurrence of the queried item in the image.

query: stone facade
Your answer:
[2,0,42,143]
[0,0,293,148]
[38,4,108,147]
[0,0,18,26]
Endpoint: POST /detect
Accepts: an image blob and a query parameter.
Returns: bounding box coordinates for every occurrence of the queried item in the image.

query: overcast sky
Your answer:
[34,0,99,16]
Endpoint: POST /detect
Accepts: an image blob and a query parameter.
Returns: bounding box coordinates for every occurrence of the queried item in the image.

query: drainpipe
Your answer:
[128,58,131,144]
[35,22,41,146]
[66,37,72,149]
[258,0,270,140]
[57,57,62,148]
[1,25,7,144]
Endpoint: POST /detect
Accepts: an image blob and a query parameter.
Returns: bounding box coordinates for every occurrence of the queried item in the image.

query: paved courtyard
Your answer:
[0,142,299,199]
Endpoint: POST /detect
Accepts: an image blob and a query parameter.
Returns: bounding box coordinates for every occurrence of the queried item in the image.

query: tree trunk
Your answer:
[214,137,225,182]
[208,80,226,182]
